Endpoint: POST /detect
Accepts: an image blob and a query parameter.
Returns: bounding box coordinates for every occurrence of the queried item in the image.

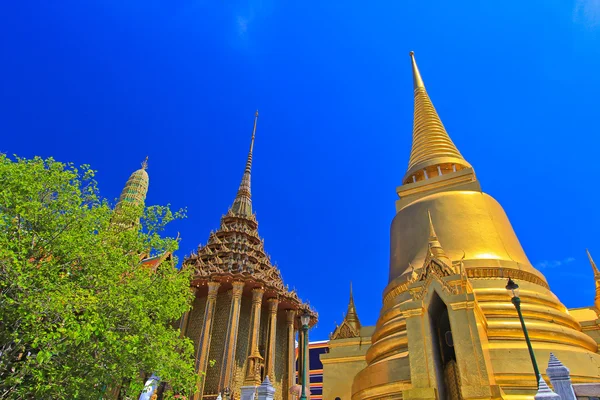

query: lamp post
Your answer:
[299,311,311,400]
[505,278,541,387]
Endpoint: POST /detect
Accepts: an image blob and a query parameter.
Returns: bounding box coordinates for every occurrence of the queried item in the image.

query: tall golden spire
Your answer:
[231,111,259,216]
[345,282,361,332]
[404,52,472,183]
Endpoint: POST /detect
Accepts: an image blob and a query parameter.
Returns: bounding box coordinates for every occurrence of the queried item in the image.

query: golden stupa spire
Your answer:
[404,52,472,183]
[345,281,361,332]
[231,111,258,216]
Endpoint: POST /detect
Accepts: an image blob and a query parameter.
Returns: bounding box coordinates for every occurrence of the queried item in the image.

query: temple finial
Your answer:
[141,156,148,170]
[409,51,425,89]
[231,111,259,216]
[345,281,361,331]
[427,210,438,240]
[587,249,600,277]
[403,52,472,184]
[588,249,600,311]
[426,210,451,266]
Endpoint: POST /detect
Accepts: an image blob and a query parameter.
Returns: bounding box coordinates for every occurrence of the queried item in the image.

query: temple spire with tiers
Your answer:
[116,157,149,207]
[231,111,258,216]
[182,111,317,399]
[112,157,150,227]
[403,52,472,184]
[331,282,361,339]
[345,282,361,332]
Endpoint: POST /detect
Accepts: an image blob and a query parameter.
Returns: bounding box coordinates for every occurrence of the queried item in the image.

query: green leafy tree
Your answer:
[0,155,198,399]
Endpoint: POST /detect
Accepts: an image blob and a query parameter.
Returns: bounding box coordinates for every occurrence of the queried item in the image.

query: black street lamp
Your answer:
[505,278,541,387]
[299,311,311,400]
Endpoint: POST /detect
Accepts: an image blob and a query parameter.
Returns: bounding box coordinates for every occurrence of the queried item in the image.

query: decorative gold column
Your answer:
[244,287,265,385]
[265,297,279,380]
[219,281,245,392]
[193,281,220,400]
[286,309,297,398]
[180,287,199,338]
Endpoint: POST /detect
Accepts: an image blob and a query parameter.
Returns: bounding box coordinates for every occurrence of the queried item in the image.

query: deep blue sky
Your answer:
[2,1,600,340]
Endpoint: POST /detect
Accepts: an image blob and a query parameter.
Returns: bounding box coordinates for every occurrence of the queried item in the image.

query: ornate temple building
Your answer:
[321,53,600,400]
[181,112,318,400]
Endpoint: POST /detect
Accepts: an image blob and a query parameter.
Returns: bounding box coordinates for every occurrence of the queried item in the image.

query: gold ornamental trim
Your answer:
[383,267,549,307]
[319,355,366,364]
[383,281,411,308]
[466,267,549,289]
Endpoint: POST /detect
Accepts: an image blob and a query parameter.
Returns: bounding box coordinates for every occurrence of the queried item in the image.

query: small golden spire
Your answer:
[587,249,600,278]
[426,210,451,266]
[231,111,259,216]
[344,281,361,332]
[427,209,438,241]
[588,249,600,311]
[403,52,472,183]
[141,156,148,170]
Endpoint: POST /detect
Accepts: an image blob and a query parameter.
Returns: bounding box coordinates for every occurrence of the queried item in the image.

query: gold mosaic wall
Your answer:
[203,292,232,396]
[187,291,300,400]
[187,296,207,350]
[259,306,270,361]
[231,296,252,395]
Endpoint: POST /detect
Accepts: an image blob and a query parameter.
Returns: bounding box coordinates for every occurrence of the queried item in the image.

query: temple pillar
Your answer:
[193,281,221,400]
[286,309,296,399]
[297,328,304,385]
[301,315,310,399]
[219,281,245,393]
[180,287,199,338]
[265,297,279,380]
[244,287,265,386]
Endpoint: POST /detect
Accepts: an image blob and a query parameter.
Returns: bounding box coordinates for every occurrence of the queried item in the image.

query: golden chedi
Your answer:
[351,53,600,399]
[181,112,317,400]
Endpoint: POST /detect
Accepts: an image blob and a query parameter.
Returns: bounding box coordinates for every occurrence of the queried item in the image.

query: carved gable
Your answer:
[331,320,360,340]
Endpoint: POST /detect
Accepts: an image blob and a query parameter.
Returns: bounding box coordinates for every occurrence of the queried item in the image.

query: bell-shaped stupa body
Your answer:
[351,53,600,400]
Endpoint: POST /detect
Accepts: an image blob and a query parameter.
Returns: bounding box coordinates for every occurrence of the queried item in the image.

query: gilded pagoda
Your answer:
[181,112,317,400]
[321,53,600,400]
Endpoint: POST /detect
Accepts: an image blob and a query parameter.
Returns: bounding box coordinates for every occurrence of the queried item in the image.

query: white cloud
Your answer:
[574,0,600,28]
[536,257,576,269]
[237,15,249,36]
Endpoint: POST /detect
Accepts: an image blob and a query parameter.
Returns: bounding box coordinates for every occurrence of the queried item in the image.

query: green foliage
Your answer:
[0,155,198,399]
